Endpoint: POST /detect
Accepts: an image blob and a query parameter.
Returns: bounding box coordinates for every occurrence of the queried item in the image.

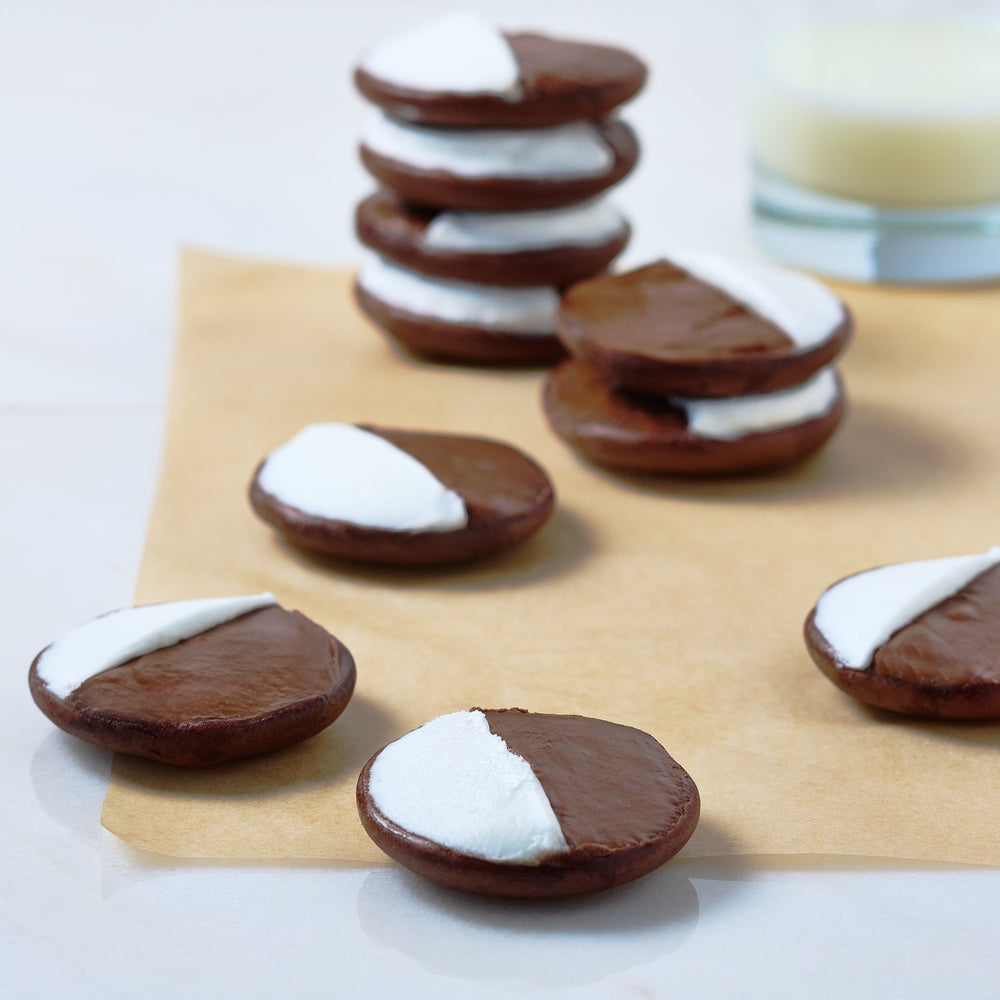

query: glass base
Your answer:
[752,166,1000,284]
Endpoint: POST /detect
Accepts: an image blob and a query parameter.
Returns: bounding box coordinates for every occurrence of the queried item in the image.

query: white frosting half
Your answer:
[665,249,845,349]
[257,423,468,532]
[814,547,1000,670]
[423,199,627,253]
[368,710,569,863]
[35,593,278,700]
[358,256,558,334]
[358,11,519,96]
[680,367,839,440]
[362,113,614,179]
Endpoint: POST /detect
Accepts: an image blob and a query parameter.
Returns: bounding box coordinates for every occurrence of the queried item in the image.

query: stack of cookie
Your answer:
[543,253,852,474]
[351,11,647,365]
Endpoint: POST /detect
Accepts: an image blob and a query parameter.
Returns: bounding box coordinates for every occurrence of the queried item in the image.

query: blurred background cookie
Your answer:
[354,10,647,128]
[557,255,851,398]
[352,12,645,366]
[355,191,629,288]
[358,115,638,213]
[354,256,566,364]
[544,360,845,474]
[544,252,850,474]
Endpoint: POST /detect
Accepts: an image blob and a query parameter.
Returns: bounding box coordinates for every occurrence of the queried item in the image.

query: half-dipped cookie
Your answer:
[356,708,700,898]
[558,255,851,398]
[359,114,638,212]
[543,359,845,474]
[28,594,356,766]
[355,255,565,364]
[354,11,647,129]
[356,191,629,288]
[805,549,1000,719]
[249,423,555,564]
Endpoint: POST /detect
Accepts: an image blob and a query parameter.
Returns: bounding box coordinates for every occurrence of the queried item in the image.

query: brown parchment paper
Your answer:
[102,249,1000,864]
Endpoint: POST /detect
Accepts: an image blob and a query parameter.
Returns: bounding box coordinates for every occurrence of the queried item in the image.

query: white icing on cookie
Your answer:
[422,199,627,254]
[362,113,615,179]
[358,10,519,96]
[358,256,558,333]
[814,548,1000,670]
[257,423,468,532]
[368,710,568,863]
[35,594,278,700]
[680,367,839,440]
[665,249,845,349]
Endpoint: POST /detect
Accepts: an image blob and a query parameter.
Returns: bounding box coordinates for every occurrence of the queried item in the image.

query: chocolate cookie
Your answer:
[558,256,851,398]
[28,595,356,766]
[356,708,700,897]
[355,191,629,288]
[805,549,1000,719]
[249,423,555,564]
[354,11,647,128]
[354,256,565,365]
[543,359,845,474]
[359,115,638,212]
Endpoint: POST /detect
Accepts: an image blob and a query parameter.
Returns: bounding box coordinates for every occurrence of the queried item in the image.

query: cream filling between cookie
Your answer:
[368,710,569,863]
[258,422,468,532]
[36,594,278,700]
[359,255,558,333]
[422,199,627,253]
[679,367,839,440]
[665,248,845,349]
[814,547,1000,670]
[358,10,519,96]
[362,113,615,179]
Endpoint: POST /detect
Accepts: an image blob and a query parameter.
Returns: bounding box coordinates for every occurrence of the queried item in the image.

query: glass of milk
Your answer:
[750,1,1000,283]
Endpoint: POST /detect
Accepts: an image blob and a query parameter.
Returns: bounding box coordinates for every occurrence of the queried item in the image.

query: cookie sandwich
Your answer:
[352,11,646,364]
[544,252,851,474]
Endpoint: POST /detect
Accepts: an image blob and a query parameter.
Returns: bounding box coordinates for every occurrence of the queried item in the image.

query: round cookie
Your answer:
[558,256,851,398]
[354,256,566,365]
[359,115,639,212]
[543,358,845,475]
[249,423,555,564]
[804,549,1000,719]
[28,595,356,767]
[355,191,629,288]
[354,11,647,128]
[356,708,700,898]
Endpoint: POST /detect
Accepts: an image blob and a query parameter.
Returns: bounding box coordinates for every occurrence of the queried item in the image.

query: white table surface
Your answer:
[3,2,998,997]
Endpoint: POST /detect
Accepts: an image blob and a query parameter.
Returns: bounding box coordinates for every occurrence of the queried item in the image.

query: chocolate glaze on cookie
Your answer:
[356,709,700,898]
[805,560,1000,719]
[29,604,356,766]
[359,117,638,212]
[558,260,851,398]
[250,426,555,564]
[355,191,629,288]
[356,31,647,128]
[543,359,846,474]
